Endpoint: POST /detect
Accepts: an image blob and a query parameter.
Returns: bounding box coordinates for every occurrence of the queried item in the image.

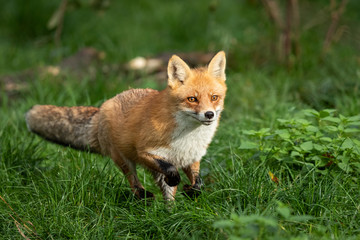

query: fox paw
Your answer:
[182,184,202,199]
[135,188,155,199]
[164,171,181,187]
[183,176,203,199]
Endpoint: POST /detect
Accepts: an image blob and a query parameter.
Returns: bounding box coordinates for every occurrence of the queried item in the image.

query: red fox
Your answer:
[26,51,227,201]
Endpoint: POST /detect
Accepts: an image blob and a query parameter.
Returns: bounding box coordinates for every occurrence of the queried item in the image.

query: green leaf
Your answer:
[291,151,302,157]
[275,129,290,140]
[348,121,360,126]
[340,138,354,150]
[311,155,321,162]
[277,201,291,219]
[313,144,324,151]
[303,109,319,117]
[293,146,302,152]
[259,128,270,134]
[254,216,278,227]
[305,125,319,133]
[295,118,310,125]
[242,130,257,136]
[239,141,258,150]
[347,115,360,122]
[344,128,360,133]
[339,114,347,122]
[353,139,360,147]
[300,141,313,151]
[277,118,290,124]
[277,208,290,219]
[339,154,350,164]
[322,116,341,123]
[324,126,338,132]
[319,109,336,118]
[315,131,324,138]
[320,137,332,143]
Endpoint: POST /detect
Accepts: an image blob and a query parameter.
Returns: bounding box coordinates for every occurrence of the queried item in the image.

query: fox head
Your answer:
[167,51,227,126]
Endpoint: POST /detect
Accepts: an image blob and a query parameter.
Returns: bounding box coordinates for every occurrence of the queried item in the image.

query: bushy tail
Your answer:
[25,105,100,153]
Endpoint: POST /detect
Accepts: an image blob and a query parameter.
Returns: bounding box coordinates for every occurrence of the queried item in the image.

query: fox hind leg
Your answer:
[111,151,154,199]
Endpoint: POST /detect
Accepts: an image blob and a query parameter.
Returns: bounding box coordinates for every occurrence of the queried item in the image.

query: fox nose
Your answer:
[204,111,215,119]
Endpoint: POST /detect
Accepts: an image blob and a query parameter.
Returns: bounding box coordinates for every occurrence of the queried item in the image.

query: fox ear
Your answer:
[208,51,226,81]
[167,55,192,87]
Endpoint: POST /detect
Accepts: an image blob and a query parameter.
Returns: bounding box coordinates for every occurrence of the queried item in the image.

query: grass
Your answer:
[1,0,360,239]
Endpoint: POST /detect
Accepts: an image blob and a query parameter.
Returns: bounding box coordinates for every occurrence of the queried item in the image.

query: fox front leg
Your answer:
[155,158,181,187]
[137,152,181,187]
[182,161,203,199]
[136,152,181,201]
[152,171,178,201]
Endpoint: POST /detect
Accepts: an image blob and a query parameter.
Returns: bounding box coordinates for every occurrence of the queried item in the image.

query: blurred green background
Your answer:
[1,0,359,69]
[1,0,359,114]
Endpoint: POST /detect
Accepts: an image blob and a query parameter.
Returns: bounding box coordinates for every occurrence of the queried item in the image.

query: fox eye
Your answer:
[187,97,197,102]
[211,95,219,101]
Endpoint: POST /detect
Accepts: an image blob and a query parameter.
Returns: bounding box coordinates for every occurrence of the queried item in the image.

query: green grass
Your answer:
[1,0,360,239]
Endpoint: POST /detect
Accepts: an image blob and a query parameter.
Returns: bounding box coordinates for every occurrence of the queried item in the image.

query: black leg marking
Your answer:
[156,159,181,187]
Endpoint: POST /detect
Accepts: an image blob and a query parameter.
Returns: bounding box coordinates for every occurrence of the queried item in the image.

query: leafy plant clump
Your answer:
[214,201,312,240]
[240,109,360,175]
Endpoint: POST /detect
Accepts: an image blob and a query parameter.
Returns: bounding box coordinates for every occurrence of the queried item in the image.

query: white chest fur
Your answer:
[149,112,219,168]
